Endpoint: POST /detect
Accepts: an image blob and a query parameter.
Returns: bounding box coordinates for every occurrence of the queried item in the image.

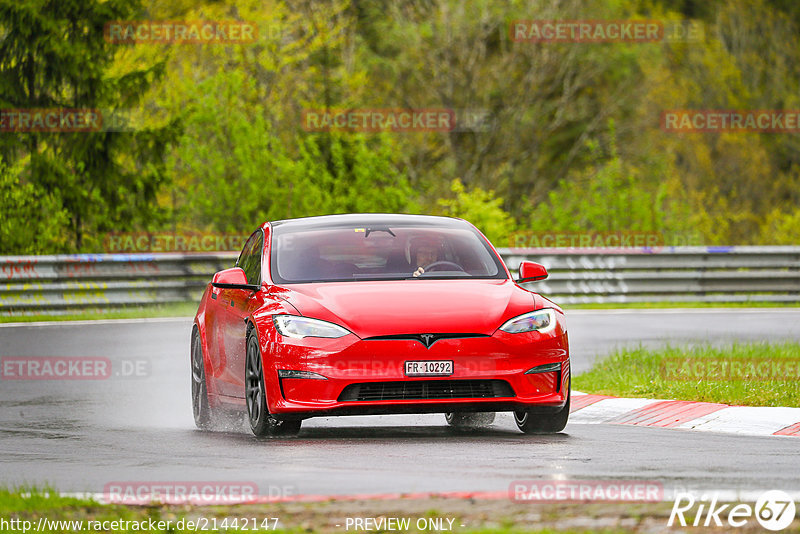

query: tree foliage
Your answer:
[1,0,799,253]
[0,155,69,253]
[436,179,514,244]
[0,0,179,252]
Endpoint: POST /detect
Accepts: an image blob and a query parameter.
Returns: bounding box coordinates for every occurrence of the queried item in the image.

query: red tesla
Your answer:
[191,214,569,436]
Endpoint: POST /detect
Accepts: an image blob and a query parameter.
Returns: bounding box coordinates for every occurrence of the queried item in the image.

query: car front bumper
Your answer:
[261,327,570,419]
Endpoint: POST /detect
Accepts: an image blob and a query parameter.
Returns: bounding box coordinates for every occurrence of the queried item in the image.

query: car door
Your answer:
[215,230,264,397]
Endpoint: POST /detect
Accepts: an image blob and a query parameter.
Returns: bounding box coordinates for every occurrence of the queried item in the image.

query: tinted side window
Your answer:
[238,231,264,286]
[236,233,255,270]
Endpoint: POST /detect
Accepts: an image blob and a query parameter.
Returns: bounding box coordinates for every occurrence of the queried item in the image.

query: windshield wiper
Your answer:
[413,272,471,278]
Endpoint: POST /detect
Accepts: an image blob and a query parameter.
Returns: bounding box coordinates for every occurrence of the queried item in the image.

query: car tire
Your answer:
[444,412,496,428]
[191,327,214,430]
[245,328,302,437]
[513,379,570,434]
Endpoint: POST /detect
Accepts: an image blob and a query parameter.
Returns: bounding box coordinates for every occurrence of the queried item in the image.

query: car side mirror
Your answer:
[211,267,261,291]
[516,261,548,283]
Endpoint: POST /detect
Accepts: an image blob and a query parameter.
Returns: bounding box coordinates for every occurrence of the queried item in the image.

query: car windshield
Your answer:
[270,220,506,283]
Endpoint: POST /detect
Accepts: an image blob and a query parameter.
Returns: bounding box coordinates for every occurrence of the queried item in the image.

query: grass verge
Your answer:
[573,342,800,407]
[0,302,198,323]
[0,488,666,533]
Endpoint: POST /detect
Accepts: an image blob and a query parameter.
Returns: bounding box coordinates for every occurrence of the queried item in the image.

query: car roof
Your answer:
[268,213,468,229]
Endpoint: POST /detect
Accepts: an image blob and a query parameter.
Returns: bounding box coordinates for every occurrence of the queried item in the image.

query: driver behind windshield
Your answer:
[407,237,441,277]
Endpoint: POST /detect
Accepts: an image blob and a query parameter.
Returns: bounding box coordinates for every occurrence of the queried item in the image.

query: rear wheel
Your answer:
[514,379,570,434]
[245,329,301,437]
[444,412,496,428]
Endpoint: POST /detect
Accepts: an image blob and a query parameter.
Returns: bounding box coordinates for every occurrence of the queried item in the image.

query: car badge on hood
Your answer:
[418,334,436,348]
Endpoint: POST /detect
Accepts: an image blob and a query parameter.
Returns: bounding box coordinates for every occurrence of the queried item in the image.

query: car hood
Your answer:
[275,279,536,338]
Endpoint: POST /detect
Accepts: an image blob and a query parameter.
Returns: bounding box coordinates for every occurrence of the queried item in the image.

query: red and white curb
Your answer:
[570,392,800,437]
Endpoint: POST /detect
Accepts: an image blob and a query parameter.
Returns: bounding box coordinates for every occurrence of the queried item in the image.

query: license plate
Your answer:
[404,360,453,377]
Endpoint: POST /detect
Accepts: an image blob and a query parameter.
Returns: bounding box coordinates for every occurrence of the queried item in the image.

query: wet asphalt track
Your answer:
[1,309,799,497]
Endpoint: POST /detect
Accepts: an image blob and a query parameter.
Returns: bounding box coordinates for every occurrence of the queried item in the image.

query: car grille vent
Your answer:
[364,333,488,349]
[338,379,515,402]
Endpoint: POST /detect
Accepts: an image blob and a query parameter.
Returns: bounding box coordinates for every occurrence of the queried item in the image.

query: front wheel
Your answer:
[191,328,214,430]
[245,329,301,437]
[444,412,496,428]
[514,380,570,434]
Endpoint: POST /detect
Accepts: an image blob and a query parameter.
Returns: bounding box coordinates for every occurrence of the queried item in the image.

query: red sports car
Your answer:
[191,214,569,436]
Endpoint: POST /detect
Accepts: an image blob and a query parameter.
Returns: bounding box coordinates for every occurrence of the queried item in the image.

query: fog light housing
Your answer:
[524,362,562,374]
[277,370,328,380]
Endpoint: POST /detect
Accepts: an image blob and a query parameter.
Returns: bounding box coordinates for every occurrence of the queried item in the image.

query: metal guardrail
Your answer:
[1,247,799,314]
[505,246,800,304]
[0,253,236,314]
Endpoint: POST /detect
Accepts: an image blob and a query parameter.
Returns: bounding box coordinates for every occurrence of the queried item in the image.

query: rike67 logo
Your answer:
[669,490,796,531]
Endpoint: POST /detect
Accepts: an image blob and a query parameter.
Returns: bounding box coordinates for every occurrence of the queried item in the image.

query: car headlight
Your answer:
[273,315,351,339]
[499,309,557,334]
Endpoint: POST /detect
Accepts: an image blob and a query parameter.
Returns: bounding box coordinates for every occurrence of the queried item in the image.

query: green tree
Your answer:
[170,68,416,231]
[0,156,69,253]
[155,0,417,232]
[353,0,648,220]
[0,0,178,251]
[437,178,515,244]
[528,132,690,237]
[760,207,800,244]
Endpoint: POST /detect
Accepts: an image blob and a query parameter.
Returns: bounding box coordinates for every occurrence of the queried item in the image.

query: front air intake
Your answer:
[338,379,515,402]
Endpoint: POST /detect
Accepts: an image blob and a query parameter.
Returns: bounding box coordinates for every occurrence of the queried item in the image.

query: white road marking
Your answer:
[568,398,661,424]
[677,406,800,436]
